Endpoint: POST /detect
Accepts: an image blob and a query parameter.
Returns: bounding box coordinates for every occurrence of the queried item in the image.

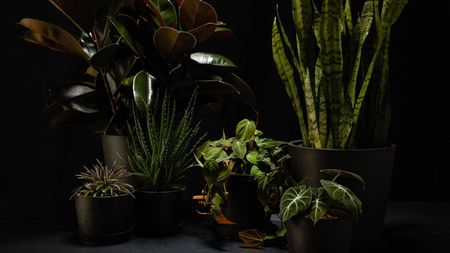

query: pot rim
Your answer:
[288,140,396,152]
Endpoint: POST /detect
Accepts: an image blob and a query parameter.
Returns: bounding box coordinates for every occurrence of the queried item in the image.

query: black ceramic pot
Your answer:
[214,174,267,239]
[134,186,185,236]
[285,214,353,253]
[288,140,396,241]
[74,194,134,244]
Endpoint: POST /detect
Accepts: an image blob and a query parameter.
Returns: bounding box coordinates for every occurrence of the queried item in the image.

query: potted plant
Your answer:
[70,160,135,244]
[126,89,204,236]
[272,0,409,241]
[194,119,290,238]
[279,169,364,253]
[18,0,255,172]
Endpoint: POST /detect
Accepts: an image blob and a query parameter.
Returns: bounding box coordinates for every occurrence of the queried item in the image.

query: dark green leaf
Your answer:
[235,119,256,141]
[110,16,142,56]
[320,169,365,189]
[231,140,247,159]
[310,188,329,224]
[280,185,312,222]
[179,0,218,30]
[320,179,362,219]
[153,27,196,61]
[190,52,237,68]
[132,71,155,113]
[49,0,100,34]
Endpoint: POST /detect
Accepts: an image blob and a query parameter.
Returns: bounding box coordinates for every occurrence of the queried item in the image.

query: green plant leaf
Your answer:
[280,185,312,222]
[256,138,286,149]
[202,159,219,187]
[203,147,223,160]
[320,169,365,189]
[132,71,155,113]
[48,0,100,34]
[153,0,178,27]
[232,140,247,159]
[47,84,96,108]
[110,16,141,56]
[246,151,258,165]
[19,18,88,60]
[235,119,256,141]
[214,27,234,38]
[190,52,237,68]
[179,0,218,31]
[320,179,362,219]
[310,187,329,224]
[153,27,196,61]
[188,22,217,42]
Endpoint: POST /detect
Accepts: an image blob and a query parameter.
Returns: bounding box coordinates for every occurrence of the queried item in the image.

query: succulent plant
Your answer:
[71,160,135,198]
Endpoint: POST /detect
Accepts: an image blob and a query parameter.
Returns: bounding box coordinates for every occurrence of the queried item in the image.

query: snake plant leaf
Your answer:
[179,0,218,31]
[381,0,410,31]
[320,0,345,148]
[19,18,88,60]
[320,169,365,190]
[132,71,155,113]
[232,140,247,159]
[188,22,217,42]
[320,179,362,219]
[190,52,237,68]
[339,95,354,148]
[280,185,312,222]
[47,84,96,109]
[153,27,196,61]
[348,0,374,106]
[292,0,314,72]
[110,16,142,56]
[272,17,309,146]
[235,119,256,142]
[310,187,329,225]
[152,0,178,27]
[238,229,265,248]
[344,0,353,36]
[48,0,100,34]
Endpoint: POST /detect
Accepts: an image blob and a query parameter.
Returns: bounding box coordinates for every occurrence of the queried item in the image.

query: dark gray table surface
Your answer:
[0,200,449,253]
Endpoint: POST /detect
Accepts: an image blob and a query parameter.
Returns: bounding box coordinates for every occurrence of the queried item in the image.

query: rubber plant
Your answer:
[272,0,409,148]
[193,119,290,226]
[18,0,256,134]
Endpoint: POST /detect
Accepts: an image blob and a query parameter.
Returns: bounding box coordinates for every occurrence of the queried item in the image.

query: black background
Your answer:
[1,0,448,202]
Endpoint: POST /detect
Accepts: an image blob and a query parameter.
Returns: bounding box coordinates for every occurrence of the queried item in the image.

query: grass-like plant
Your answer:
[126,90,204,191]
[71,160,135,198]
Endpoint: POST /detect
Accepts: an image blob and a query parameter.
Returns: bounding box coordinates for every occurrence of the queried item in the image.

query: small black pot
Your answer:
[214,174,267,239]
[288,141,395,241]
[134,186,185,236]
[285,214,353,253]
[74,194,134,244]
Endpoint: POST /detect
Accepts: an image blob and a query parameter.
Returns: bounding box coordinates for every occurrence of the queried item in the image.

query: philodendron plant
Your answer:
[19,0,255,134]
[272,0,409,148]
[194,119,290,223]
[280,169,365,224]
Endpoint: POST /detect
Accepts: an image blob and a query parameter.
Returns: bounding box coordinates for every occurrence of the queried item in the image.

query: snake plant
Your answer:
[272,0,409,148]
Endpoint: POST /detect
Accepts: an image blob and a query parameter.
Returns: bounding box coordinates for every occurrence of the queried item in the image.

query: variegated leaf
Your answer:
[280,185,312,222]
[320,169,365,189]
[310,187,329,224]
[320,179,362,218]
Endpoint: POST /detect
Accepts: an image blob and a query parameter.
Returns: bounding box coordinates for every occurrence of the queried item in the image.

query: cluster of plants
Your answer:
[194,119,291,222]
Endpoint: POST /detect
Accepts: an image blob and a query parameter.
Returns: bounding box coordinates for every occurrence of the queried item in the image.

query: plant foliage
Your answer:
[71,160,135,198]
[272,0,409,148]
[126,89,204,191]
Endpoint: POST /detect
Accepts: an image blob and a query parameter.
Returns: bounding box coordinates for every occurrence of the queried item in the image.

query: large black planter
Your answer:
[74,194,134,244]
[134,186,185,236]
[288,141,395,241]
[285,214,353,253]
[215,174,267,239]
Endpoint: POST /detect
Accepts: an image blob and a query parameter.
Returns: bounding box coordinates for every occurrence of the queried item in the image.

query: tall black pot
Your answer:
[74,194,134,244]
[288,140,395,241]
[215,174,267,239]
[134,186,185,236]
[286,214,353,253]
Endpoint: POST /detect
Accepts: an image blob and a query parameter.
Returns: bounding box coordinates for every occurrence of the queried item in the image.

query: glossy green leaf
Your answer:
[246,151,258,165]
[280,185,312,222]
[153,27,196,61]
[320,179,362,219]
[110,16,141,56]
[132,71,155,113]
[214,27,234,38]
[310,188,329,224]
[235,119,256,141]
[179,0,218,31]
[320,169,365,189]
[47,84,96,108]
[153,0,178,27]
[190,52,237,68]
[203,147,223,160]
[19,18,88,59]
[49,0,100,34]
[231,140,247,159]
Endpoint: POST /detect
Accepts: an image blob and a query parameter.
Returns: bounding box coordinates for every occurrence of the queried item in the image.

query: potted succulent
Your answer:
[126,89,204,236]
[280,170,364,253]
[70,160,135,244]
[272,0,409,241]
[194,119,290,237]
[18,0,255,172]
